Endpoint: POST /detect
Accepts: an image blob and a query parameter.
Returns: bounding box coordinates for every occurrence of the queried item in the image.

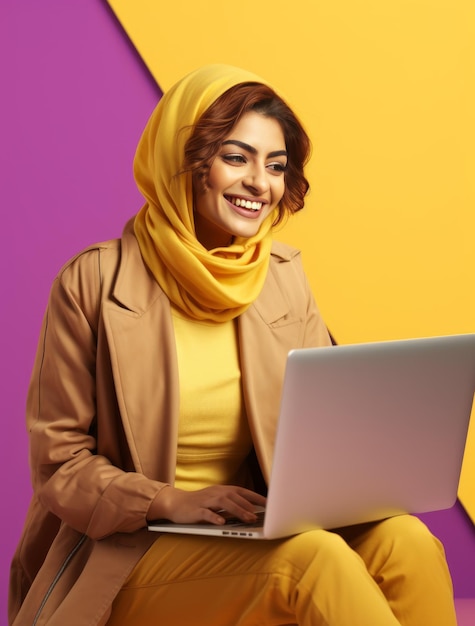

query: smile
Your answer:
[226,196,263,211]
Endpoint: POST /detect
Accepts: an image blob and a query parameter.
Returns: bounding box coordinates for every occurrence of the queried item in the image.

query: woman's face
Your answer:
[193,111,287,249]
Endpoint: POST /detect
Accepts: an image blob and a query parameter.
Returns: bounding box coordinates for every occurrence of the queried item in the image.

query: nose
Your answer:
[242,163,270,195]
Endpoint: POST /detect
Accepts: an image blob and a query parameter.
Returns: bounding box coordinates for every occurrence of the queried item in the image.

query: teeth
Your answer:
[230,197,262,211]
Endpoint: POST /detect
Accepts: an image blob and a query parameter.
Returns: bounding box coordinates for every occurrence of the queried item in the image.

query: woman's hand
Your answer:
[147,485,267,525]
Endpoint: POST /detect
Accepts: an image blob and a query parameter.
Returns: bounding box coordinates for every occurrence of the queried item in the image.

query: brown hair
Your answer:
[183,82,311,224]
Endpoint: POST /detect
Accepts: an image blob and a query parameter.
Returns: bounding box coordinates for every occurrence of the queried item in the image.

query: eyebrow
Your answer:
[221,139,287,159]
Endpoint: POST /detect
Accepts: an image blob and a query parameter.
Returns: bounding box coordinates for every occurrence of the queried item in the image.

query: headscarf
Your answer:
[133,64,278,322]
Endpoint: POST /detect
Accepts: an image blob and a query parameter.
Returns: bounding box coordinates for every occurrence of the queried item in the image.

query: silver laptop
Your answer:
[148,334,475,539]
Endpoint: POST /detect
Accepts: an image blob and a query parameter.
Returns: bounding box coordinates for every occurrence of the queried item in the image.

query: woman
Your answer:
[9,64,457,625]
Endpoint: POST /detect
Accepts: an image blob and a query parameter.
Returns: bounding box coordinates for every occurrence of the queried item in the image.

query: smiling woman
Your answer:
[192,111,287,249]
[9,64,458,626]
[184,81,311,226]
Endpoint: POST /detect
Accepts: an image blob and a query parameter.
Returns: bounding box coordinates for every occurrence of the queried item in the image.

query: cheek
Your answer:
[206,162,231,191]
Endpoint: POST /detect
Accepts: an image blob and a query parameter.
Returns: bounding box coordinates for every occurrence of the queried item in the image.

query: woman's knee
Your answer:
[280,528,364,573]
[375,515,444,555]
[349,514,448,576]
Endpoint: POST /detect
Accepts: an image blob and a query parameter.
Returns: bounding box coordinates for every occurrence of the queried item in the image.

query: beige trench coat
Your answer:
[9,220,331,625]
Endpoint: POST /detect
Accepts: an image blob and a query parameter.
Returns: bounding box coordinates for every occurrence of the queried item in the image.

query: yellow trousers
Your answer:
[107,515,457,626]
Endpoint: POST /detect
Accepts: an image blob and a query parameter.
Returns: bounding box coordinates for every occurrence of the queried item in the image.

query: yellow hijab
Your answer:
[133,64,277,322]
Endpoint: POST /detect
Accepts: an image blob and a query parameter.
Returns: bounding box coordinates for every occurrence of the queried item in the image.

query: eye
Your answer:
[221,154,247,165]
[267,162,287,174]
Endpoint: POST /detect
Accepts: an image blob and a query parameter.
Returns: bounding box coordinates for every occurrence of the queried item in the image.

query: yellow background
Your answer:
[108,0,475,521]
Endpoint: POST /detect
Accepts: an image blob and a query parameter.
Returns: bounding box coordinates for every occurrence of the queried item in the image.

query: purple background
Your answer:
[1,0,474,621]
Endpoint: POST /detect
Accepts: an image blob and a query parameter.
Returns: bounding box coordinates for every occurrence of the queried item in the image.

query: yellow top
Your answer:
[172,307,253,490]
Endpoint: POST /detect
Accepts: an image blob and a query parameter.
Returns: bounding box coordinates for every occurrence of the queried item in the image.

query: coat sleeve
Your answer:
[27,247,168,540]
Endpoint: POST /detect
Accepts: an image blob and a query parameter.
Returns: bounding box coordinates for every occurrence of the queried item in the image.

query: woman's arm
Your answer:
[27,248,167,540]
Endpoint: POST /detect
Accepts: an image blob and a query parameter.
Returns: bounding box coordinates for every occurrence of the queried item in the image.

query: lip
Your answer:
[224,194,268,219]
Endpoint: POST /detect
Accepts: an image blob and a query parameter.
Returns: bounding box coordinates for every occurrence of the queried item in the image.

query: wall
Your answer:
[1,1,474,621]
[1,1,160,619]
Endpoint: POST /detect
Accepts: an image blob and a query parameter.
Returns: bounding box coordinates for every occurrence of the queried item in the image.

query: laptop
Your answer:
[148,334,475,539]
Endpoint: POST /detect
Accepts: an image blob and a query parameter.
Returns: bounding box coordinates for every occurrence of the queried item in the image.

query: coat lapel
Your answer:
[102,222,180,482]
[239,245,299,480]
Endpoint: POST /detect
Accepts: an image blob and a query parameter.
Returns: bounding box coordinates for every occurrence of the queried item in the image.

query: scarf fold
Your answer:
[133,64,276,322]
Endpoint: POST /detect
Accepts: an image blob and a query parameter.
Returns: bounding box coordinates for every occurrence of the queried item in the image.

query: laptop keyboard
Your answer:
[224,510,265,527]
